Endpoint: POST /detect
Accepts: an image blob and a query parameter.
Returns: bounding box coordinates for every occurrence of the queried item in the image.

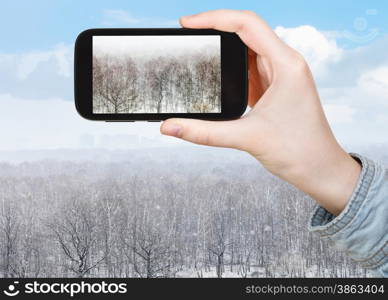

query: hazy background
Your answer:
[93,35,220,59]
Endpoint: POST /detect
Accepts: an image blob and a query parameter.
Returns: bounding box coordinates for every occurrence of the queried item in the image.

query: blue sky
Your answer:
[1,0,387,52]
[0,0,387,152]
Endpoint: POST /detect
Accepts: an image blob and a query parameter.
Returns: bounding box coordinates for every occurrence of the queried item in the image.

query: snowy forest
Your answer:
[92,37,221,114]
[1,146,384,278]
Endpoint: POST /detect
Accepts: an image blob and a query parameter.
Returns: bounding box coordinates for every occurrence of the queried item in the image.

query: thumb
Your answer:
[160,118,247,149]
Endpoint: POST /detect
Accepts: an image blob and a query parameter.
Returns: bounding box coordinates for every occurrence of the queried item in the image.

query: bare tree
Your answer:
[1,150,378,278]
[92,52,221,114]
[145,57,173,113]
[93,56,139,113]
[206,206,231,278]
[51,199,104,278]
[0,200,19,278]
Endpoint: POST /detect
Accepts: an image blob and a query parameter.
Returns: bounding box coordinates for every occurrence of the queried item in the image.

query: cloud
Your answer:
[102,10,141,25]
[0,94,181,151]
[102,9,179,27]
[16,44,71,80]
[0,44,73,100]
[274,25,388,146]
[358,66,388,98]
[323,104,355,124]
[275,25,343,78]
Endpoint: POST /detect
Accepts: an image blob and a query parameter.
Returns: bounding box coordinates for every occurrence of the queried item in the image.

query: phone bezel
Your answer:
[74,28,248,121]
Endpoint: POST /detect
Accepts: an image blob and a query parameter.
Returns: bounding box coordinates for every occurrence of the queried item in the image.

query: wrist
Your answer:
[280,146,361,216]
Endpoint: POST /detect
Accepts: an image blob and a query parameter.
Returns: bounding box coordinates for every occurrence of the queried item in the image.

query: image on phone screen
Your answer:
[92,35,221,114]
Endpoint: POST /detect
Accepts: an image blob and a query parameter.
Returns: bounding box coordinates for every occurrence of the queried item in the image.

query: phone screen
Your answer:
[92,36,221,114]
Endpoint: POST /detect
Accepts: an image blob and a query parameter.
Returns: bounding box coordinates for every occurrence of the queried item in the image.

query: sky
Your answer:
[0,0,387,151]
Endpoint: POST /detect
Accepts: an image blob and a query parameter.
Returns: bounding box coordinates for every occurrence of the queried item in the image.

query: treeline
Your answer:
[93,52,221,114]
[0,156,368,278]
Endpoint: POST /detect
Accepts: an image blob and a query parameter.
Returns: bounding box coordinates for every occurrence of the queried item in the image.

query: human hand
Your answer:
[160,10,361,215]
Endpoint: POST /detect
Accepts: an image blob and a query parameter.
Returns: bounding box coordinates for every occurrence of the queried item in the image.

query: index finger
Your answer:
[180,9,287,58]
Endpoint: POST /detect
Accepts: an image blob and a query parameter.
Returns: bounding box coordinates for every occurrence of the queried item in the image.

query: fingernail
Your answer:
[180,16,189,22]
[162,123,183,138]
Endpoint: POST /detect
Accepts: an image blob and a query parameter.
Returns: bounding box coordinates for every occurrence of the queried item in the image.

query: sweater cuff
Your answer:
[308,153,388,271]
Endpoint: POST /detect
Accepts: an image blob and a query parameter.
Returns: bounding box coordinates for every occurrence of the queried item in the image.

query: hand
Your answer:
[160,10,361,215]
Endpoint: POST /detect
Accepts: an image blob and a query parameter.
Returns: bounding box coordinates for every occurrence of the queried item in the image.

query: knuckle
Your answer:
[195,130,211,146]
[235,11,258,33]
[182,123,211,145]
[240,10,257,17]
[284,50,310,75]
[293,51,307,66]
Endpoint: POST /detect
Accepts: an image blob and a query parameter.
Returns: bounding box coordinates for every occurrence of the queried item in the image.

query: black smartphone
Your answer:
[74,28,248,121]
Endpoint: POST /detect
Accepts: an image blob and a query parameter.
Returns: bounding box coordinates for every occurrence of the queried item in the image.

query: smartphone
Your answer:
[74,28,248,121]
